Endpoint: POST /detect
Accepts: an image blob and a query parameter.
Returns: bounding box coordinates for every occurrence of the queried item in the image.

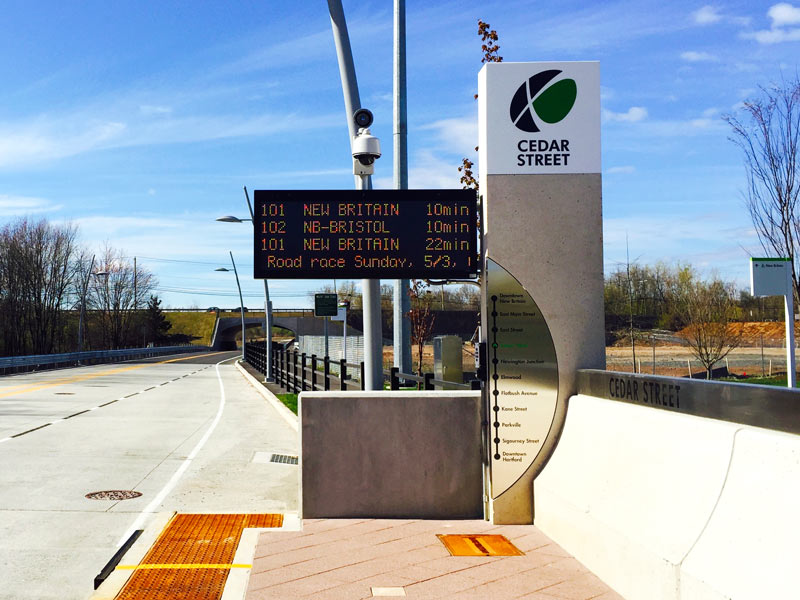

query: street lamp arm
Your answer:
[216,215,252,223]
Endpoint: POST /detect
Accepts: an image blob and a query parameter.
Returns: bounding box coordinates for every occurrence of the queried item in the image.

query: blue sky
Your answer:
[1,0,799,308]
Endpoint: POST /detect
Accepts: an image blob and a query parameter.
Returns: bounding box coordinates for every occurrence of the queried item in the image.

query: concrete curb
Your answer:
[220,513,302,600]
[89,511,175,600]
[234,360,299,431]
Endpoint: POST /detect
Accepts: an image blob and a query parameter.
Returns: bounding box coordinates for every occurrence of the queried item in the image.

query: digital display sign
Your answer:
[254,189,479,279]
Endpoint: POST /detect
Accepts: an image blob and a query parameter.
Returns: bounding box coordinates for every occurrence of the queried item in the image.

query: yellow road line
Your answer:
[0,351,231,399]
[116,563,252,570]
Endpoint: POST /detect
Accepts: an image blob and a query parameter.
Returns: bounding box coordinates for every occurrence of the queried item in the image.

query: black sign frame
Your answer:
[254,189,479,279]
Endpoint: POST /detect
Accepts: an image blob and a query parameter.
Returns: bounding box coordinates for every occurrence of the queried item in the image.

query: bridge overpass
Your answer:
[210,310,361,350]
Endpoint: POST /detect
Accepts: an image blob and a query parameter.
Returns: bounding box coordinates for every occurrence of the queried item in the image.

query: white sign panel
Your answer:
[750,258,791,297]
[479,61,601,175]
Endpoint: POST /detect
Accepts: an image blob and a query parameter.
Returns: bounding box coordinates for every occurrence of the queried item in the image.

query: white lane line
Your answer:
[0,438,12,444]
[90,407,100,411]
[115,357,235,547]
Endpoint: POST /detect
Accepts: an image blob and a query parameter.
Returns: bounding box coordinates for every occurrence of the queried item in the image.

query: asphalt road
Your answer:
[0,350,299,600]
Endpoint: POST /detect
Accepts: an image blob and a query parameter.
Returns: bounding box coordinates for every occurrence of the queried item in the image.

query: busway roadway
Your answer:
[0,350,299,600]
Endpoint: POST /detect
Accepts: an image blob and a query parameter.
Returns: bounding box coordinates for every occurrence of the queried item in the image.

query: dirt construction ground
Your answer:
[384,321,796,378]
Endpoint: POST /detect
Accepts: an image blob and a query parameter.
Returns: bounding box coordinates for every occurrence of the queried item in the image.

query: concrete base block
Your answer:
[534,393,800,600]
[300,391,483,519]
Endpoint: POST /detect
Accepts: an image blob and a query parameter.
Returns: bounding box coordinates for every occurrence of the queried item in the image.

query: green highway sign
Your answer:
[314,293,338,317]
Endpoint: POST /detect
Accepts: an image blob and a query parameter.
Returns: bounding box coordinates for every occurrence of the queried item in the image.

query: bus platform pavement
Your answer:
[245,517,622,600]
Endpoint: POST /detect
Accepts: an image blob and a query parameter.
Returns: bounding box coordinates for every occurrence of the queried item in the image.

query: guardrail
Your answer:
[0,345,208,375]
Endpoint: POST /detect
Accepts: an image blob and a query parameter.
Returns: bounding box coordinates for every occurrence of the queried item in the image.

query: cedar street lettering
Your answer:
[516,139,570,167]
[607,376,681,408]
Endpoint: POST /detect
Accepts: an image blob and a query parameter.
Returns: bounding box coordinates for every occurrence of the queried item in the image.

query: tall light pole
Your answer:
[217,192,274,381]
[215,251,246,362]
[393,0,412,377]
[328,0,384,390]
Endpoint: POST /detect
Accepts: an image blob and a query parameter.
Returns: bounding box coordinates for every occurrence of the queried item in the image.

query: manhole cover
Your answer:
[85,490,142,501]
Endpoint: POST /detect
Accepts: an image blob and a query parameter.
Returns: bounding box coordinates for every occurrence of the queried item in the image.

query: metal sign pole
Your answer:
[328,0,382,390]
[786,290,796,388]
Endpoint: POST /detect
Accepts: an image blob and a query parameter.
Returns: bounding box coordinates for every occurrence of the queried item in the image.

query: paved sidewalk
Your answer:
[246,518,622,599]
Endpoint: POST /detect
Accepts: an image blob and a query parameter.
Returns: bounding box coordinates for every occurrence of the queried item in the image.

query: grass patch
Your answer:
[164,312,217,346]
[276,393,298,414]
[721,374,798,387]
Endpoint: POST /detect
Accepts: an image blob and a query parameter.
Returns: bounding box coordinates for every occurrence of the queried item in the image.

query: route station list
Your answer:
[253,189,479,279]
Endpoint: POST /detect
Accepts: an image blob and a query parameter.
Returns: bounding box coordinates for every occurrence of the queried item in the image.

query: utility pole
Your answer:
[328,0,383,390]
[393,0,412,377]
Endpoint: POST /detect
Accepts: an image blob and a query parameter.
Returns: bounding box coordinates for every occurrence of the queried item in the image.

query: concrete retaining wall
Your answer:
[299,391,483,519]
[534,393,800,600]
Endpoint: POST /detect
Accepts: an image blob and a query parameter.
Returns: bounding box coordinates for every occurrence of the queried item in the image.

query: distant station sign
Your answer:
[254,189,479,279]
[314,293,338,317]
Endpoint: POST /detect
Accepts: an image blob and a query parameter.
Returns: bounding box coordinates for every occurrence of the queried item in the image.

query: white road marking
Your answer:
[115,357,235,547]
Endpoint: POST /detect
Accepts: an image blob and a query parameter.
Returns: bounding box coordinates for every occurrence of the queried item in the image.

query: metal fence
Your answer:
[244,342,482,393]
[0,345,208,375]
[245,342,364,392]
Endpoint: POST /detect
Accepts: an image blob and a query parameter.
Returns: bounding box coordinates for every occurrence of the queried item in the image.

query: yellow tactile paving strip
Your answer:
[437,533,524,557]
[115,513,283,600]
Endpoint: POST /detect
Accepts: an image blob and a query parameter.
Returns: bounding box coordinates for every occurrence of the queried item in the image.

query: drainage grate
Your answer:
[55,392,75,395]
[270,454,299,465]
[86,490,143,501]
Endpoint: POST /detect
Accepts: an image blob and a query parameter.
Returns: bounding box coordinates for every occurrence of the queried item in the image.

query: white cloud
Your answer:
[0,194,62,216]
[680,50,718,62]
[743,2,800,43]
[605,166,636,175]
[603,214,758,282]
[693,5,722,24]
[139,105,173,116]
[746,27,800,43]
[603,107,648,123]
[374,149,463,190]
[420,117,478,151]
[769,2,800,27]
[0,120,126,168]
[0,109,339,169]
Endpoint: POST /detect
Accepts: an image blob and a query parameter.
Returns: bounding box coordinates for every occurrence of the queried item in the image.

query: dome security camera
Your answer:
[353,127,381,175]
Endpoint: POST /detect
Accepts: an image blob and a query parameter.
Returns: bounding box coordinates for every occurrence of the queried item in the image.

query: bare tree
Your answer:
[725,78,800,301]
[678,276,743,379]
[0,218,80,355]
[87,245,155,349]
[407,279,436,376]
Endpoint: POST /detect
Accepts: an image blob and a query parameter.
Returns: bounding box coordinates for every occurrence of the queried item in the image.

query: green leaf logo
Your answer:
[509,70,577,132]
